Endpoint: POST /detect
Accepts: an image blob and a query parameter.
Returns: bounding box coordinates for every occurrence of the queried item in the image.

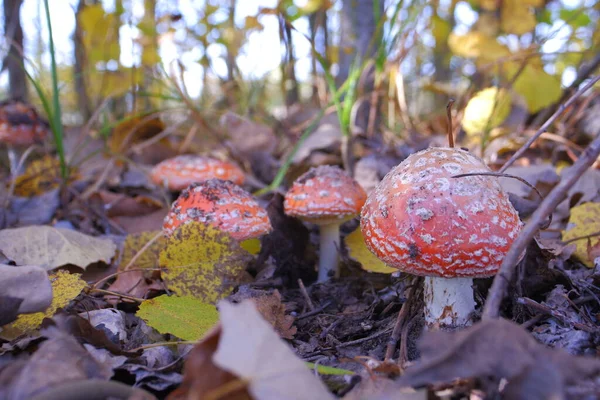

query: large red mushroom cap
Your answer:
[163,179,271,240]
[0,100,50,146]
[361,147,522,278]
[284,165,367,225]
[151,155,245,191]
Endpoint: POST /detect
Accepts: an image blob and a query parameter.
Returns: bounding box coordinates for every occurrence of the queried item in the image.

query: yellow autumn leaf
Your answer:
[501,0,536,35]
[241,238,261,255]
[108,113,164,155]
[448,32,510,62]
[119,231,166,271]
[0,270,87,339]
[244,16,264,31]
[472,0,498,11]
[462,87,512,136]
[561,203,600,268]
[88,69,144,99]
[346,227,396,274]
[160,222,252,304]
[503,62,562,113]
[12,156,78,197]
[137,295,219,341]
[79,4,120,62]
[432,14,451,46]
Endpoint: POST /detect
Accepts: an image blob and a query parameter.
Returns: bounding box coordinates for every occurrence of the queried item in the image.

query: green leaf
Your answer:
[559,8,591,28]
[136,294,219,340]
[504,62,562,113]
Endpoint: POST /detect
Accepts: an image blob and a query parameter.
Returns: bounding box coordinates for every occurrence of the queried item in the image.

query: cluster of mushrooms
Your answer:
[0,101,523,330]
[152,144,522,330]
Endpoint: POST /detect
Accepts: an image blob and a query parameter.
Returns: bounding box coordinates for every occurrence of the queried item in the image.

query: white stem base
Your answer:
[318,223,340,283]
[7,147,19,177]
[423,276,476,329]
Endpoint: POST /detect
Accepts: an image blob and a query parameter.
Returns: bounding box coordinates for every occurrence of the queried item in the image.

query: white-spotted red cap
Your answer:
[151,155,245,191]
[284,165,367,225]
[0,100,50,146]
[163,179,271,240]
[360,147,522,278]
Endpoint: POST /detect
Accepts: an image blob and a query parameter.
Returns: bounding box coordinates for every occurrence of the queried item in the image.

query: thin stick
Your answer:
[483,131,600,319]
[500,75,600,173]
[446,99,455,148]
[517,297,598,333]
[336,328,393,349]
[89,288,145,303]
[384,278,417,361]
[129,340,198,352]
[453,171,551,228]
[90,268,161,291]
[123,231,164,271]
[298,279,315,311]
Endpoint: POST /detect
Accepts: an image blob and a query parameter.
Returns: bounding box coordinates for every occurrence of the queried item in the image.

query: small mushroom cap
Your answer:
[284,165,367,225]
[361,147,522,278]
[151,155,245,191]
[163,179,271,240]
[0,100,50,146]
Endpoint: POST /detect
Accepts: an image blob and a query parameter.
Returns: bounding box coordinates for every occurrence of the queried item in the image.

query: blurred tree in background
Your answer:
[0,0,598,149]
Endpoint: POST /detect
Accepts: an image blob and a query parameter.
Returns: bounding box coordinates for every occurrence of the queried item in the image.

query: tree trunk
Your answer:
[73,0,93,121]
[309,9,328,104]
[279,14,299,107]
[226,0,236,82]
[337,0,384,135]
[3,0,27,101]
[337,0,383,86]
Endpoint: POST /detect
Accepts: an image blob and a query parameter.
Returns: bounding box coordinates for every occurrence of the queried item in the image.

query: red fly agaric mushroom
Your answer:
[163,179,271,241]
[151,155,245,191]
[0,99,50,176]
[361,147,522,328]
[284,165,367,283]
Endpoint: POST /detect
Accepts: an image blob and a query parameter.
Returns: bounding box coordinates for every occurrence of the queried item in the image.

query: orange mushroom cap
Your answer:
[151,155,245,191]
[163,179,271,240]
[284,165,367,225]
[0,100,50,146]
[360,147,522,278]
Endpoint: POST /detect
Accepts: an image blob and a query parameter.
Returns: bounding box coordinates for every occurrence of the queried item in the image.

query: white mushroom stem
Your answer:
[7,146,19,177]
[318,223,341,282]
[423,276,476,329]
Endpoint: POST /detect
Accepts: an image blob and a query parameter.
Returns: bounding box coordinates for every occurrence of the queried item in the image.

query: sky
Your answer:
[0,0,586,98]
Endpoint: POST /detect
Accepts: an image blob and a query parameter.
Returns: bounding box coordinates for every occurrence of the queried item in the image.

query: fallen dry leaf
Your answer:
[160,222,252,304]
[0,270,87,339]
[111,208,169,234]
[97,190,164,218]
[0,226,116,270]
[343,377,426,400]
[213,300,334,400]
[0,327,113,399]
[0,264,52,324]
[397,319,600,399]
[346,227,396,274]
[252,290,297,339]
[561,202,600,267]
[105,269,163,304]
[119,230,166,270]
[220,111,277,156]
[167,324,252,400]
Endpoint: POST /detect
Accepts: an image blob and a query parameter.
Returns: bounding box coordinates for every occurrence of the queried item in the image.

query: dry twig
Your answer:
[483,123,600,319]
[500,75,600,173]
